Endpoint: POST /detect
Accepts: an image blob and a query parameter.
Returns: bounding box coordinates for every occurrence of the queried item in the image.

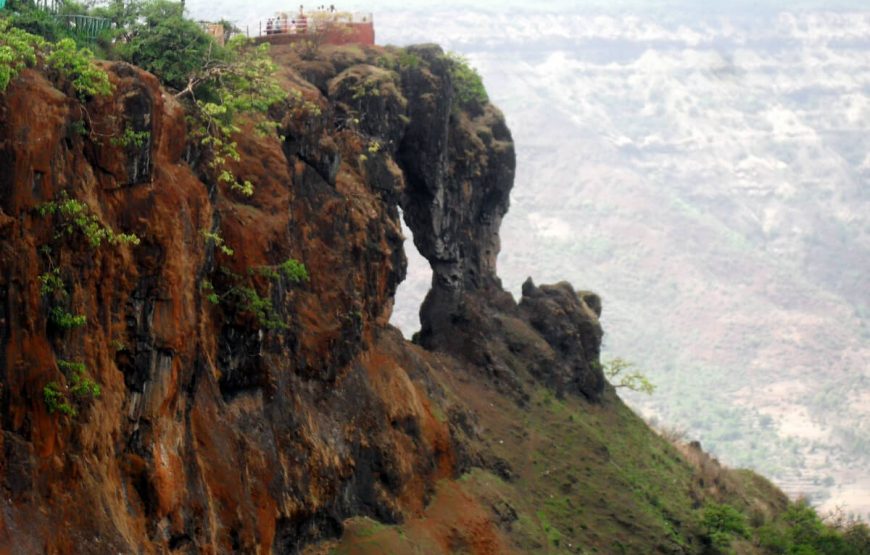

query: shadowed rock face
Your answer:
[395,45,517,350]
[397,45,515,296]
[0,44,602,553]
[519,280,605,400]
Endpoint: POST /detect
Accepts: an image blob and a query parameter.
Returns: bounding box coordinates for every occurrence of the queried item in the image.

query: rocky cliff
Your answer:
[0,43,790,554]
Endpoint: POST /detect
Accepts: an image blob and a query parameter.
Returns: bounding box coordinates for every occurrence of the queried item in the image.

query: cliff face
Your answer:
[0,43,787,555]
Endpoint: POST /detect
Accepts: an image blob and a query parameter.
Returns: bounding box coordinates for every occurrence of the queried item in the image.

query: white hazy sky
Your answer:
[185,0,868,16]
[185,0,869,35]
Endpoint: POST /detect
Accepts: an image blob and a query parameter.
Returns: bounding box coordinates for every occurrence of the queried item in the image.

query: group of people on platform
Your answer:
[265,15,304,35]
[264,4,337,36]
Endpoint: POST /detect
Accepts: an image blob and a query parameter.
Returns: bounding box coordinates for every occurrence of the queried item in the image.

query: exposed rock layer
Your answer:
[0,44,608,553]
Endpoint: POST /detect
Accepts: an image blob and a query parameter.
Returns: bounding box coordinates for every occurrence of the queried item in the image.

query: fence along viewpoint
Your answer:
[252,5,375,46]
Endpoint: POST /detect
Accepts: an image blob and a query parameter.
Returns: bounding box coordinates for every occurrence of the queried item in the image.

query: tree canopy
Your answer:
[2,0,289,196]
[116,0,214,91]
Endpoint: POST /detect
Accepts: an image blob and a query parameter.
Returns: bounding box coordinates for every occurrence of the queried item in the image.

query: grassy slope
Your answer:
[315,357,798,555]
[469,387,703,554]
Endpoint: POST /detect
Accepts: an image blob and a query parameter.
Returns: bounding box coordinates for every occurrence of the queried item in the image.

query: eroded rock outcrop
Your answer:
[518,280,604,400]
[0,43,606,553]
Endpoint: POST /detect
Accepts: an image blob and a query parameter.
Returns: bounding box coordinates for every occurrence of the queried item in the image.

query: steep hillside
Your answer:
[0,37,864,554]
[382,7,870,513]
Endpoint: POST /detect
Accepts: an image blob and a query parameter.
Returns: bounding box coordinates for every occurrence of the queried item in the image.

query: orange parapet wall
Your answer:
[321,21,375,45]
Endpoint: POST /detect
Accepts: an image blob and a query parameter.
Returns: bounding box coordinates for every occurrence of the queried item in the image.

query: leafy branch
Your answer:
[201,229,234,256]
[39,262,86,330]
[109,125,150,148]
[36,192,139,332]
[176,36,287,197]
[43,359,101,417]
[205,259,309,330]
[39,192,140,248]
[600,358,656,395]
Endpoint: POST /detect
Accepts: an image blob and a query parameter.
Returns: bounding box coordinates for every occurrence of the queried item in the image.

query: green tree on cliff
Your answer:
[173,35,286,196]
[109,0,286,196]
[116,0,212,90]
[601,358,656,394]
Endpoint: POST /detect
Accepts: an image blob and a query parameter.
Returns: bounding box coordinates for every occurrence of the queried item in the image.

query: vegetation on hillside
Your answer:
[35,191,140,419]
[445,51,488,109]
[0,17,110,95]
[329,386,870,554]
[0,17,129,419]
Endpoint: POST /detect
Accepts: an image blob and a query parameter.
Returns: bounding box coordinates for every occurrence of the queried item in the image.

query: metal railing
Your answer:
[54,14,112,40]
[5,1,112,41]
[32,0,63,14]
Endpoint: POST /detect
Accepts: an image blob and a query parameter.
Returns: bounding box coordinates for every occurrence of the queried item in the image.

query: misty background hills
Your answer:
[188,0,870,517]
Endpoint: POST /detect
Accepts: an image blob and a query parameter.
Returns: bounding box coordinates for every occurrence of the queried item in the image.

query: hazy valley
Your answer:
[369,5,870,515]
